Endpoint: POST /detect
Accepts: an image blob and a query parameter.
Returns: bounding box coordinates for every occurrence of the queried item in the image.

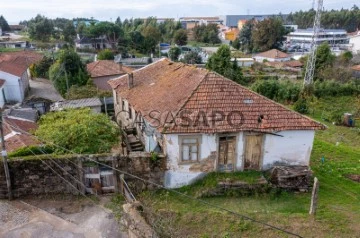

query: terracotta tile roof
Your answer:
[255,49,290,59]
[109,58,208,114]
[109,59,325,134]
[166,72,325,133]
[284,60,303,68]
[351,65,360,71]
[2,117,39,152]
[0,61,28,77]
[0,51,43,77]
[87,60,133,78]
[0,51,43,65]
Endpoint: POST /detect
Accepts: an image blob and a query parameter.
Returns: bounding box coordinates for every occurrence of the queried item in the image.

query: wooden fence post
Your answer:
[120,174,124,196]
[112,154,120,194]
[78,156,86,195]
[309,177,319,215]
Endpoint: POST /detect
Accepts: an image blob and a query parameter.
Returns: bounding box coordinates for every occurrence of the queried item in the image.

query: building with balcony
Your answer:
[287,28,349,49]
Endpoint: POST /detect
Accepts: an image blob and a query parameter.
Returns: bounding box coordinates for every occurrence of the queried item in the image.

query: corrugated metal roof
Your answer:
[51,98,102,111]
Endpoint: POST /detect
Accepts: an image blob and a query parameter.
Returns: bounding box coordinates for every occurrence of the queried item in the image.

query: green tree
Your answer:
[86,21,124,49]
[182,51,202,64]
[0,15,11,31]
[97,49,115,60]
[63,21,77,44]
[168,47,181,61]
[35,108,119,154]
[28,14,54,42]
[340,51,353,65]
[174,29,188,46]
[193,24,221,44]
[314,42,336,80]
[206,45,243,84]
[49,49,89,96]
[232,38,241,50]
[142,25,162,54]
[287,6,360,32]
[31,56,53,78]
[238,19,256,53]
[252,18,286,52]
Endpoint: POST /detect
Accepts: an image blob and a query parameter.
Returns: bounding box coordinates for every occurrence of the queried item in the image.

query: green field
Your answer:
[136,96,360,237]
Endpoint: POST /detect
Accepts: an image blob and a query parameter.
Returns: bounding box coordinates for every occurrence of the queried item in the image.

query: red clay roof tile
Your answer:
[87,60,133,78]
[109,59,325,134]
[256,49,290,59]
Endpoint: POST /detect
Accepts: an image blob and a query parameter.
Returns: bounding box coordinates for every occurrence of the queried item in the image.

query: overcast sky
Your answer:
[1,0,358,24]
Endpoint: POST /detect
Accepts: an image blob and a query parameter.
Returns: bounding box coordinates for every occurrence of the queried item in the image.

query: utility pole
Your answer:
[0,110,12,200]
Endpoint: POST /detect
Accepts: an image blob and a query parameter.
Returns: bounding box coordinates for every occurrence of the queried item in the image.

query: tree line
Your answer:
[286,5,360,32]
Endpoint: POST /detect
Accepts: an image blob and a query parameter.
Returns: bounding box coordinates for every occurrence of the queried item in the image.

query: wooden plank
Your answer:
[309,177,319,215]
[244,135,263,170]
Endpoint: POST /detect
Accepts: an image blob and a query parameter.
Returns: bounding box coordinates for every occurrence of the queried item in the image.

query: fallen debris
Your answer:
[345,174,360,183]
[267,166,313,191]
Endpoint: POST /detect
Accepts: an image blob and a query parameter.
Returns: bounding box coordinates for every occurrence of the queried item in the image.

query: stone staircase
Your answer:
[127,134,144,152]
[123,127,144,152]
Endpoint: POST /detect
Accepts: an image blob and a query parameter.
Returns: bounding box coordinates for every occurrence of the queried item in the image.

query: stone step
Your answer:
[129,142,141,146]
[132,146,144,151]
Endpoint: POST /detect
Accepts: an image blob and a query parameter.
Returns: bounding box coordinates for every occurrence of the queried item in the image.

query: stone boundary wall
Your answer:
[1,152,165,198]
[121,201,158,238]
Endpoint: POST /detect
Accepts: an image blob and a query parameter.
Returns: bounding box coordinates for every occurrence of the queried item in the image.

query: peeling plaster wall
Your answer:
[235,132,245,170]
[262,130,315,170]
[164,133,218,188]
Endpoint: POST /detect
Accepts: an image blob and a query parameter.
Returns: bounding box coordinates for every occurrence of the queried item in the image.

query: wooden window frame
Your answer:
[178,135,202,164]
[128,105,132,119]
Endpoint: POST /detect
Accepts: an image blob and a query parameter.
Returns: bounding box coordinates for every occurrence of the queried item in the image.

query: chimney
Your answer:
[118,63,123,72]
[127,73,134,89]
[275,50,279,58]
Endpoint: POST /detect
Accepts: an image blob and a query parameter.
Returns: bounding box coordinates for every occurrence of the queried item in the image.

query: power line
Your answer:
[5,123,303,238]
[20,144,112,215]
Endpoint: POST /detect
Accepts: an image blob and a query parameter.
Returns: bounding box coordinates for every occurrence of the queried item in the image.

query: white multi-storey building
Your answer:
[287,28,349,49]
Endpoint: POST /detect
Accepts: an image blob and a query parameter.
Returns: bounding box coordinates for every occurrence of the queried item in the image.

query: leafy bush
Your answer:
[252,79,360,105]
[293,97,309,114]
[49,49,89,96]
[97,49,115,60]
[251,80,301,103]
[314,80,360,98]
[35,108,119,154]
[9,145,55,157]
[31,56,53,78]
[168,47,181,61]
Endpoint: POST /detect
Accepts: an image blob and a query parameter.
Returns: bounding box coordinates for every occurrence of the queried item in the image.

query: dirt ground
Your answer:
[0,195,127,238]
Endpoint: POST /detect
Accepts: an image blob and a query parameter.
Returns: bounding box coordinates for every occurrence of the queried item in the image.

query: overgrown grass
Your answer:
[0,48,24,52]
[105,194,125,221]
[139,96,360,237]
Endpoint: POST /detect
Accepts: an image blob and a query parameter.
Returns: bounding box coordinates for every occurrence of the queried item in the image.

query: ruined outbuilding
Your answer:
[109,58,326,188]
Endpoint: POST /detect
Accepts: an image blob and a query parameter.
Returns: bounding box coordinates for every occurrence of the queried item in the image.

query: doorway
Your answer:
[218,136,236,172]
[244,134,264,170]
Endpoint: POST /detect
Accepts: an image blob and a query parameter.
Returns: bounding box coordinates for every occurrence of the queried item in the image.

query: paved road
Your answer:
[0,199,127,238]
[27,78,64,102]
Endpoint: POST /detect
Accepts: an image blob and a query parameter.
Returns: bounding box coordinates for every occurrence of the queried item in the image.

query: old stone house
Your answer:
[109,58,325,188]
